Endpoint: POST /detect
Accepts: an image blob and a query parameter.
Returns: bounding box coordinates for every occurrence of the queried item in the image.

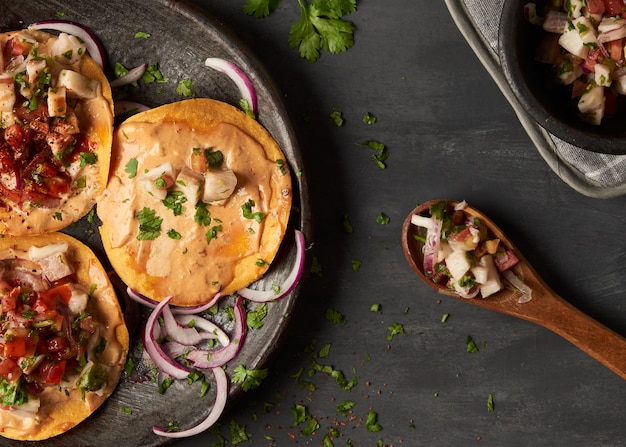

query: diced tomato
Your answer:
[604,0,624,16]
[0,358,22,382]
[36,359,66,385]
[587,0,606,14]
[493,250,520,272]
[44,336,70,354]
[38,284,72,309]
[3,337,26,358]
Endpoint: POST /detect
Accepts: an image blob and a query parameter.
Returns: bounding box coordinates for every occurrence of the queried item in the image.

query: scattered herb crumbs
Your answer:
[366,410,383,432]
[194,201,212,226]
[358,140,389,169]
[239,98,255,118]
[352,259,362,271]
[441,313,450,323]
[488,393,495,411]
[142,63,169,84]
[125,158,138,178]
[53,212,62,221]
[121,406,132,414]
[323,433,335,447]
[157,376,173,394]
[231,365,268,391]
[325,308,346,326]
[376,212,390,224]
[292,403,308,425]
[124,357,135,376]
[466,335,479,353]
[310,256,323,277]
[229,419,252,444]
[370,303,381,312]
[176,78,194,97]
[167,229,181,240]
[387,322,404,341]
[342,213,354,233]
[246,303,268,330]
[318,343,331,358]
[56,11,65,16]
[302,417,320,436]
[134,31,151,38]
[330,107,344,126]
[363,111,377,124]
[162,190,187,216]
[336,400,356,416]
[242,199,266,223]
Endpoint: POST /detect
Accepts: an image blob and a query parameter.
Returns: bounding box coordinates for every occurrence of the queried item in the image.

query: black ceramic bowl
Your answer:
[499,0,626,154]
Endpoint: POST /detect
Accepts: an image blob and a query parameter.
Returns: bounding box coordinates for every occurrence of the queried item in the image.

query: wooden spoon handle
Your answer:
[532,291,626,381]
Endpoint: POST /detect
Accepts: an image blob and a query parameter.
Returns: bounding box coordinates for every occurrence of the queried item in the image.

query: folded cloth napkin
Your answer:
[445,0,626,198]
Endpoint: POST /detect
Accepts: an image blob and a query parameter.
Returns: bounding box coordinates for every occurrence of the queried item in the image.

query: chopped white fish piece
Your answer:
[202,169,237,202]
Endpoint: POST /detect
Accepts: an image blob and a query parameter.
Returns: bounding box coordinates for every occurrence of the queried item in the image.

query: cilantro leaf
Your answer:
[231,365,269,391]
[194,202,212,226]
[125,158,138,178]
[247,303,268,330]
[162,190,187,216]
[243,0,281,18]
[365,410,383,432]
[242,199,266,223]
[289,0,356,62]
[136,207,162,240]
[387,322,404,341]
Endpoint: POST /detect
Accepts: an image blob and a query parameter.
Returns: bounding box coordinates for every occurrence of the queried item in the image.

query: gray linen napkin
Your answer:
[446,0,626,198]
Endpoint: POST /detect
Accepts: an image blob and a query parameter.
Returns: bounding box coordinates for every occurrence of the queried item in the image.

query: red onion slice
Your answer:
[237,229,306,302]
[29,20,107,69]
[174,314,230,347]
[421,217,443,278]
[126,287,222,314]
[161,302,206,346]
[110,64,147,88]
[185,296,247,369]
[205,57,258,116]
[142,295,191,380]
[153,366,228,438]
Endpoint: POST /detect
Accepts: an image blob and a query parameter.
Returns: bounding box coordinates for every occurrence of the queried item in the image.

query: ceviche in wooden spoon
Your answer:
[402,199,626,380]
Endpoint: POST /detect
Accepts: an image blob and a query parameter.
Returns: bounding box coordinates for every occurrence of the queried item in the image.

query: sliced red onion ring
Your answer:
[142,295,191,380]
[502,270,533,303]
[174,314,230,347]
[110,64,147,88]
[153,366,228,438]
[421,217,443,278]
[185,296,247,369]
[161,302,206,346]
[126,287,222,314]
[205,57,258,116]
[237,229,306,302]
[29,20,107,69]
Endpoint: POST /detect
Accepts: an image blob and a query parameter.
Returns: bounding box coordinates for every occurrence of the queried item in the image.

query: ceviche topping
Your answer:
[411,201,521,299]
[0,29,102,210]
[526,1,626,125]
[0,243,107,418]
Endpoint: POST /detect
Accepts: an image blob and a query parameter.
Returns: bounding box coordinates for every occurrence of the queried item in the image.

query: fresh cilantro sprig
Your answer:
[244,0,357,62]
[232,365,269,391]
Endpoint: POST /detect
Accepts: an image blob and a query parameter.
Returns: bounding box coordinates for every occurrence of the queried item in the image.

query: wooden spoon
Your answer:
[401,199,626,380]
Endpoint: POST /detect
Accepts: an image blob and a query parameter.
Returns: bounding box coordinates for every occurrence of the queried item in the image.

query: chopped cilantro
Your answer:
[162,190,187,216]
[441,313,450,323]
[0,378,27,407]
[342,213,353,233]
[370,303,381,312]
[239,98,256,118]
[365,410,383,432]
[243,0,281,17]
[325,308,346,326]
[205,225,222,244]
[292,403,308,425]
[302,417,320,436]
[143,63,169,84]
[310,256,323,277]
[158,376,173,394]
[79,152,97,168]
[204,148,224,168]
[125,158,138,178]
[229,419,252,444]
[122,406,133,414]
[276,158,287,175]
[352,259,361,271]
[134,31,151,38]
[136,207,162,240]
[241,199,266,223]
[194,201,212,226]
[488,393,494,412]
[318,343,331,358]
[53,212,62,221]
[358,140,389,169]
[363,111,377,124]
[232,365,268,391]
[387,322,404,341]
[167,229,181,240]
[330,107,344,126]
[336,400,355,416]
[246,303,268,330]
[466,335,479,353]
[176,78,194,97]
[376,212,390,224]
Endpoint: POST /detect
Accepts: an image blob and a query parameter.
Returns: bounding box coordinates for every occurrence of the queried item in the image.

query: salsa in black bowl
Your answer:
[499,0,626,154]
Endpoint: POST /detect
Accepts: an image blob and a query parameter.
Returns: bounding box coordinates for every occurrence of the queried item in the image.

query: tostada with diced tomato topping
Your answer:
[0,28,113,236]
[0,232,129,440]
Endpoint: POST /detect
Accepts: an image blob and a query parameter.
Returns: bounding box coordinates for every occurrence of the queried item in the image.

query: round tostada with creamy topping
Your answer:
[0,232,129,440]
[0,28,114,236]
[97,98,292,307]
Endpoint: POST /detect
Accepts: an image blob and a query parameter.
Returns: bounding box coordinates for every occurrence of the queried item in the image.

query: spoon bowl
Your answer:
[402,199,626,380]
